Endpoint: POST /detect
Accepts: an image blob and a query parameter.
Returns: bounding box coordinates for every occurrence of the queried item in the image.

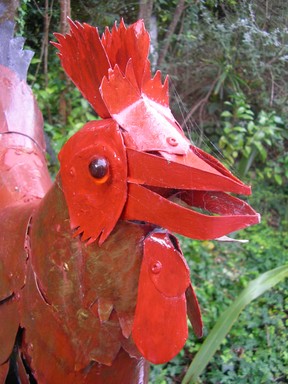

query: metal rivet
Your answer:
[166,137,178,147]
[151,261,162,274]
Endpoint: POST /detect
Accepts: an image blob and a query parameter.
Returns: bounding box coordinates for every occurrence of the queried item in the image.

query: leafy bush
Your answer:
[166,1,288,130]
[219,92,287,185]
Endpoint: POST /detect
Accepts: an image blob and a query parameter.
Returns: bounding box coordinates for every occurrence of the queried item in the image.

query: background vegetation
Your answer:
[13,0,288,382]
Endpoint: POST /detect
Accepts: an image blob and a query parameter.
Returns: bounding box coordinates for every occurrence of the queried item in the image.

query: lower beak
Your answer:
[122,146,260,239]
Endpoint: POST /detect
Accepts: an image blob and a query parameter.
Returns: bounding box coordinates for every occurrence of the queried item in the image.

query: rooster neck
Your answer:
[30,178,151,309]
[27,178,152,365]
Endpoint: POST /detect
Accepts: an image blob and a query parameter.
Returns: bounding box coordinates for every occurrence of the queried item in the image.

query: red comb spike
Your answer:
[102,22,121,67]
[101,26,111,46]
[142,60,152,85]
[142,71,169,107]
[53,20,111,118]
[119,18,126,29]
[100,65,140,115]
[53,32,66,47]
[51,41,61,50]
[125,59,139,90]
[101,20,150,89]
[125,20,150,89]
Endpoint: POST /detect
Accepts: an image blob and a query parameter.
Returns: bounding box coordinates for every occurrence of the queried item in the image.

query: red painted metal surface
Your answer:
[132,232,192,364]
[0,18,260,383]
[58,119,128,244]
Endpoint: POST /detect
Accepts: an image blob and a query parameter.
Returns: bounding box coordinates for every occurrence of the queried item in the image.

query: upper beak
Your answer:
[122,146,260,240]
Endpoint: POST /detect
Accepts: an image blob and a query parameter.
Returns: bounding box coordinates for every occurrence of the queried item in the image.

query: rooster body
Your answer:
[0,19,259,383]
[0,94,149,381]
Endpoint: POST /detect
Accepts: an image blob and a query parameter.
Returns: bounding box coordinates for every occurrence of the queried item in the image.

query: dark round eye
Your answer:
[89,157,109,181]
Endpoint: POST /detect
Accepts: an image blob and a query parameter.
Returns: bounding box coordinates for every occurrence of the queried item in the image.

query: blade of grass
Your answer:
[182,265,288,384]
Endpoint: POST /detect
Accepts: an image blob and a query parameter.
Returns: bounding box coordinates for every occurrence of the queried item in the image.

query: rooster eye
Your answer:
[89,157,109,182]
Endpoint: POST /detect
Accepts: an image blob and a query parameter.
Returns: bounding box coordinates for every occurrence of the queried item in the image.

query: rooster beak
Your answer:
[122,145,260,240]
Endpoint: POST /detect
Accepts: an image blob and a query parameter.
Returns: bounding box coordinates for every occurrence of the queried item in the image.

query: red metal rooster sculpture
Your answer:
[0,19,260,383]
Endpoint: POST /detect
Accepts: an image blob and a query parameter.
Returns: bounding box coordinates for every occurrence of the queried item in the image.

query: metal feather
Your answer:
[0,21,34,80]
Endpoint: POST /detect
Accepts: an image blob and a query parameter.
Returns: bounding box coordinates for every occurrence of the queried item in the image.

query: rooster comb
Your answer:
[52,18,169,119]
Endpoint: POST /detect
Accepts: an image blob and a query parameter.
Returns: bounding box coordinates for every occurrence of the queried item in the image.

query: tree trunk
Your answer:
[59,0,71,125]
[149,15,158,72]
[157,0,186,67]
[60,0,71,34]
[43,0,53,124]
[138,0,154,31]
[138,1,158,72]
[0,0,19,23]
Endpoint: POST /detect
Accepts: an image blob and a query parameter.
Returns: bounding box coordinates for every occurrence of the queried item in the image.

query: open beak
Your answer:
[122,145,260,240]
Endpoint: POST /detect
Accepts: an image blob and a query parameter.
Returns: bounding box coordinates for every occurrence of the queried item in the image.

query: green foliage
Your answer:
[219,93,287,184]
[15,0,30,35]
[71,0,138,30]
[155,0,179,25]
[182,265,288,383]
[166,1,288,128]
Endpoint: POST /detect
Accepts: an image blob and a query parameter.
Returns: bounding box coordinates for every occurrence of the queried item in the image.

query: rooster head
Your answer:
[53,19,259,245]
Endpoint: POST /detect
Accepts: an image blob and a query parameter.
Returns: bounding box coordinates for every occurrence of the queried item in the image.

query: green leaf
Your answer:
[273,115,284,125]
[31,57,41,64]
[274,174,283,185]
[253,141,267,161]
[236,106,246,115]
[241,114,254,120]
[182,265,288,384]
[233,126,246,133]
[214,72,227,95]
[221,111,232,117]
